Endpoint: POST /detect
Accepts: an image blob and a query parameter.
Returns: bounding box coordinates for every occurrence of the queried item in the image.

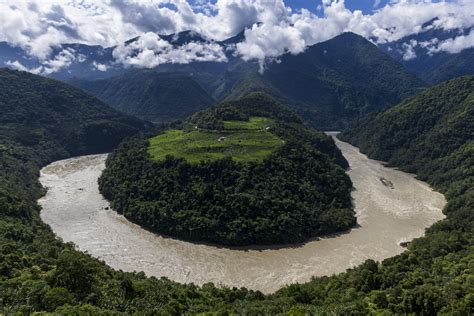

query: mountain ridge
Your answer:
[68,32,423,130]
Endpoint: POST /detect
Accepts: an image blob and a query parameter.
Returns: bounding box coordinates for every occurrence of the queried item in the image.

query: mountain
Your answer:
[380,21,474,84]
[99,92,355,246]
[71,70,215,123]
[0,68,149,161]
[64,31,422,129]
[219,32,424,130]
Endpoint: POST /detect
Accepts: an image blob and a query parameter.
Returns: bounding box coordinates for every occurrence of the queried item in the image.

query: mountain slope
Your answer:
[212,32,424,130]
[71,70,215,123]
[265,32,424,129]
[0,68,149,161]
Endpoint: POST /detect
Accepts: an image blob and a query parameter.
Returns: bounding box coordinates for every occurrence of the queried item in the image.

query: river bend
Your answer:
[38,136,446,293]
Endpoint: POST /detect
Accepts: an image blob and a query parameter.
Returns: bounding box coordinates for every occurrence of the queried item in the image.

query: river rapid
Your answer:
[38,136,446,293]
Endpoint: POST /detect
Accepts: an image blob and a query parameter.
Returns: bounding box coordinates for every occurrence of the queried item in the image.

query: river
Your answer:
[38,136,446,293]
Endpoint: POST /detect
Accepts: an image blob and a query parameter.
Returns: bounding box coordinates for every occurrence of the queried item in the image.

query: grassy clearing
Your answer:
[222,116,273,130]
[148,117,283,163]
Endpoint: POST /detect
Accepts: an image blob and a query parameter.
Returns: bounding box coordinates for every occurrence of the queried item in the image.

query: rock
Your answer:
[379,177,394,189]
[399,241,410,248]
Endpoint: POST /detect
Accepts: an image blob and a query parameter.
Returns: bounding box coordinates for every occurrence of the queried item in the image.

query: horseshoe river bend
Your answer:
[38,134,446,293]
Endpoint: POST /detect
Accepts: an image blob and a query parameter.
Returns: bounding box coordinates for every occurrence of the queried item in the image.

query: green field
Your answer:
[222,116,272,130]
[148,117,284,163]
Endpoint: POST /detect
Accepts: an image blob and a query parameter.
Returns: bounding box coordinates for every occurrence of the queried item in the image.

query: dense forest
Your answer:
[99,93,355,246]
[1,69,471,314]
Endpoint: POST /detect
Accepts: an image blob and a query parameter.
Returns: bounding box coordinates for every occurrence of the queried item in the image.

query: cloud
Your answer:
[93,61,108,71]
[1,0,474,72]
[0,1,138,60]
[233,0,474,66]
[402,40,417,61]
[425,30,474,54]
[5,60,37,73]
[112,32,227,68]
[6,48,76,75]
[236,22,306,73]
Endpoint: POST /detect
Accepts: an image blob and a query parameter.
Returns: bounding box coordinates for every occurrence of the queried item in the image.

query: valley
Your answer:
[38,135,446,293]
[0,2,472,311]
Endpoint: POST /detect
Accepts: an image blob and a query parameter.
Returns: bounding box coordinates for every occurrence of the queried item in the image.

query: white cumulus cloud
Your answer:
[426,30,474,54]
[0,0,473,72]
[112,32,227,68]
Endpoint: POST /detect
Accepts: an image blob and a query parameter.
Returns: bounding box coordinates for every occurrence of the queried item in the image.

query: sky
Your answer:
[1,0,473,74]
[269,0,393,14]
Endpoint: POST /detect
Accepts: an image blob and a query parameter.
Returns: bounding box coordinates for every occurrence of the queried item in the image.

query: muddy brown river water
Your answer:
[38,135,446,293]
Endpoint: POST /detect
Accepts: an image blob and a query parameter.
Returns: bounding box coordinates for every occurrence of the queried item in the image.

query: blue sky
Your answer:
[189,0,397,15]
[287,0,393,14]
[190,0,456,15]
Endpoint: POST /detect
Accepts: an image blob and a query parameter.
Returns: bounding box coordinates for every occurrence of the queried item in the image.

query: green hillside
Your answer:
[0,68,149,161]
[340,76,473,191]
[99,93,355,246]
[422,49,474,84]
[336,76,473,314]
[71,70,215,123]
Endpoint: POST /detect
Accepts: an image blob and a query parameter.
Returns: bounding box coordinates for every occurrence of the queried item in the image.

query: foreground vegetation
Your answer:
[1,70,471,314]
[99,93,355,246]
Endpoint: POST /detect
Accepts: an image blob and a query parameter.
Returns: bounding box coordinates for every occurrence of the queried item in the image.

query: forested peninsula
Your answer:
[99,93,356,246]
